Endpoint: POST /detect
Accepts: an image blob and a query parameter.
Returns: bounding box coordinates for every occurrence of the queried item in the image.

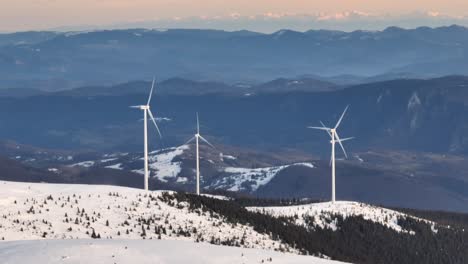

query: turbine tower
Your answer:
[184,113,215,195]
[130,77,162,191]
[308,105,353,203]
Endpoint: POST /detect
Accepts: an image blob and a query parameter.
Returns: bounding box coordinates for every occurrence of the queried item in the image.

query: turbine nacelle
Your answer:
[308,105,353,159]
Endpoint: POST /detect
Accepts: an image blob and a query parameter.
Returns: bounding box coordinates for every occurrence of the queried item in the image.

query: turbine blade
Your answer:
[147,77,156,105]
[336,137,354,143]
[335,105,349,129]
[308,126,331,131]
[199,135,215,149]
[147,108,162,138]
[183,136,196,146]
[320,121,332,138]
[130,105,141,109]
[334,132,348,158]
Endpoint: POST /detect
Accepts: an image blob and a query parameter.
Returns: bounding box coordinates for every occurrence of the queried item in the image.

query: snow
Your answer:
[63,30,100,37]
[220,153,237,161]
[288,80,303,85]
[0,180,295,254]
[200,194,231,201]
[408,92,422,110]
[70,161,95,168]
[294,162,315,169]
[249,201,434,234]
[354,155,364,163]
[105,163,123,170]
[149,146,188,182]
[101,158,117,163]
[176,177,188,183]
[132,146,188,182]
[0,239,347,264]
[273,30,288,39]
[213,163,315,192]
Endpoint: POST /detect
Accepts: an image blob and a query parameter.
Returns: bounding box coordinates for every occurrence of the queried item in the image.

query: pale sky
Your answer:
[2,0,468,32]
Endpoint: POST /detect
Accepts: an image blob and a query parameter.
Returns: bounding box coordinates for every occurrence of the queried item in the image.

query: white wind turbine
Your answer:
[308,105,354,203]
[184,113,215,195]
[130,77,162,191]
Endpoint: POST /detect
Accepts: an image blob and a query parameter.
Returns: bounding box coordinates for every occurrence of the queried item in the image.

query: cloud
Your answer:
[14,10,468,33]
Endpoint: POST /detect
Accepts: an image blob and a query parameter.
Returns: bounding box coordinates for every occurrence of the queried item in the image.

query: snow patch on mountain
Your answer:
[212,163,315,192]
[408,92,422,110]
[101,158,117,163]
[105,163,123,170]
[132,146,189,182]
[70,160,95,168]
[221,153,237,160]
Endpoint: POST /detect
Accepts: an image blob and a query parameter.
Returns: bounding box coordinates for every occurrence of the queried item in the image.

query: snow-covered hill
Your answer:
[248,201,437,234]
[0,180,286,252]
[0,239,347,264]
[0,180,351,263]
[0,181,462,264]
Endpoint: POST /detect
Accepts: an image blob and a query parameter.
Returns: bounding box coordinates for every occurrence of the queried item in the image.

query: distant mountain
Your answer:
[254,78,337,93]
[0,155,59,182]
[0,31,57,47]
[2,26,468,90]
[0,77,338,97]
[3,75,468,154]
[54,78,235,96]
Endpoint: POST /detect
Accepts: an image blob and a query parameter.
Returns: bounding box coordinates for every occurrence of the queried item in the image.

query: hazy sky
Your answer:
[2,0,468,32]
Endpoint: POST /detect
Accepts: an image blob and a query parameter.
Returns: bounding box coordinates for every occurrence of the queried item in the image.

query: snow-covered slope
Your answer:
[132,146,188,182]
[0,180,352,263]
[213,162,315,191]
[69,146,316,193]
[0,180,288,253]
[248,201,436,234]
[0,239,347,264]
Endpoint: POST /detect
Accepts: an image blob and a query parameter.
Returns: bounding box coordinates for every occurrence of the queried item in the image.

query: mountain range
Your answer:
[2,26,468,90]
[2,75,468,155]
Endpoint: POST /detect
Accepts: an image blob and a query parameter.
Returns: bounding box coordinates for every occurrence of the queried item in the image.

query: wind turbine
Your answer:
[130,77,162,191]
[184,113,215,195]
[308,105,353,203]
